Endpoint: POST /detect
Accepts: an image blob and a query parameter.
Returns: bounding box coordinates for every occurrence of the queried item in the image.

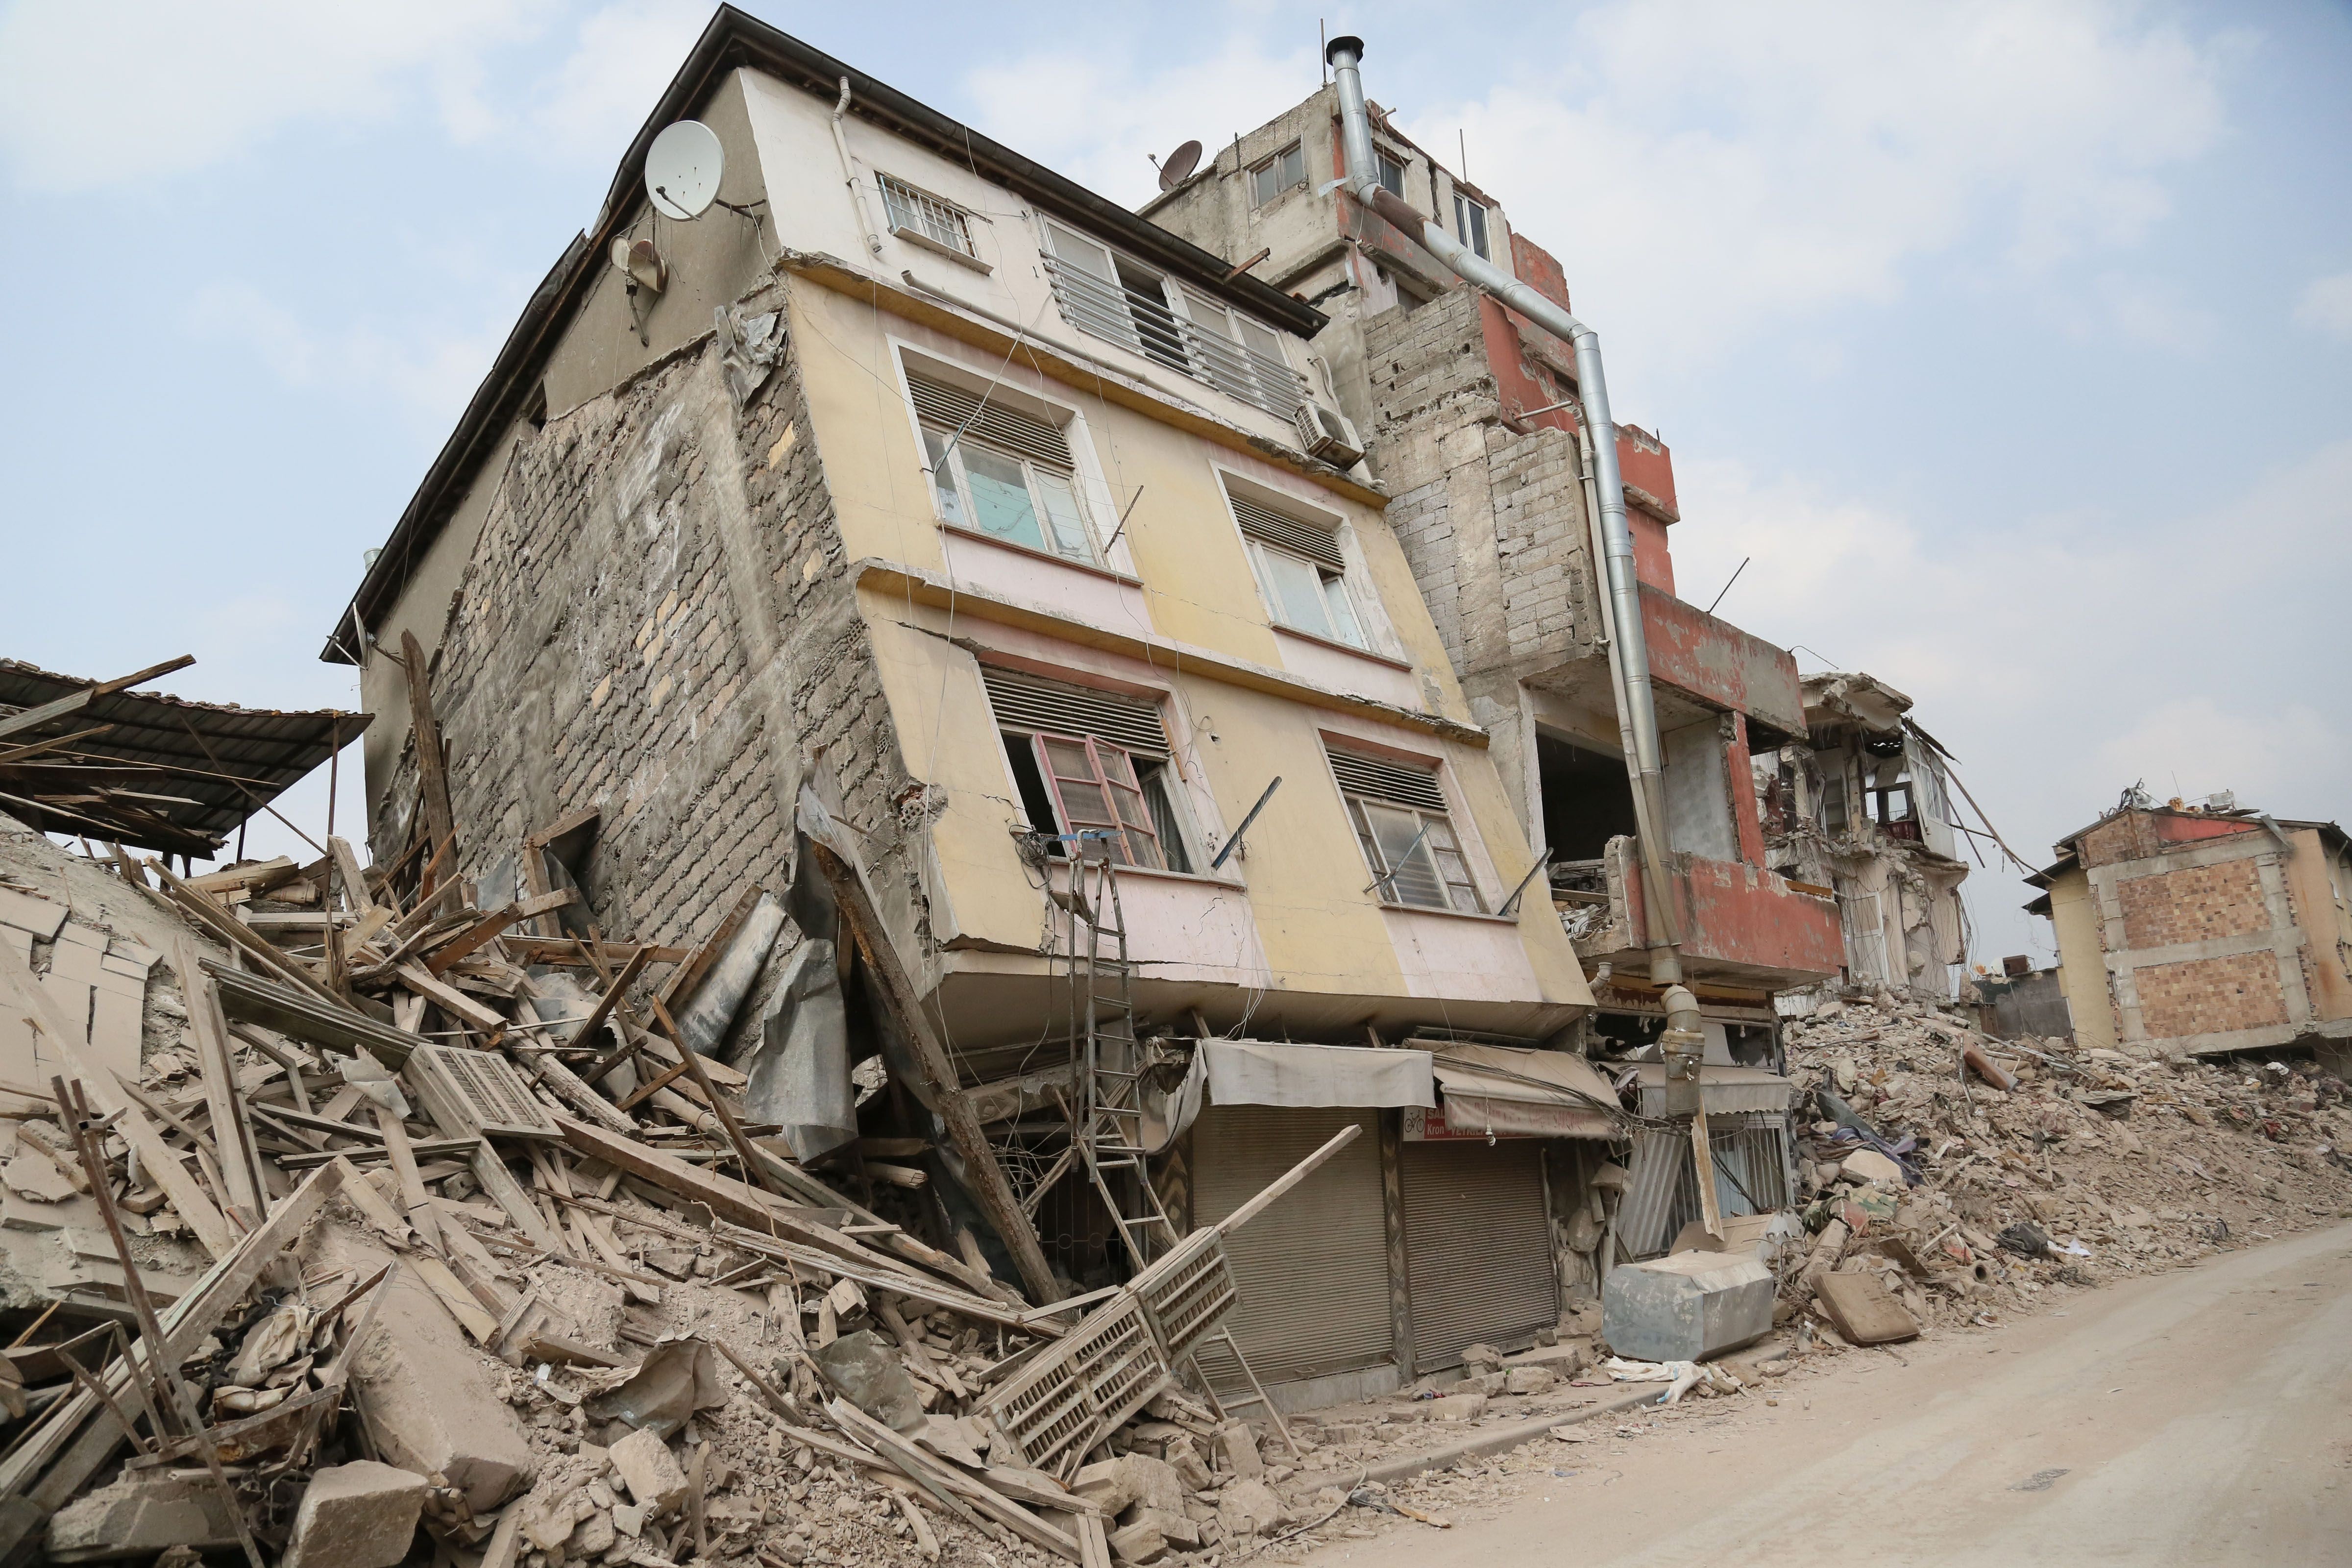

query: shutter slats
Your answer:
[1191,1107,1392,1390]
[908,373,1074,470]
[1328,749,1447,814]
[1229,493,1344,572]
[981,667,1169,756]
[1399,1141,1557,1370]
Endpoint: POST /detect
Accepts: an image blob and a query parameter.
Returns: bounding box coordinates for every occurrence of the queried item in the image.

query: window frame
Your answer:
[1343,793,1485,914]
[1246,536,1367,650]
[1033,732,1164,870]
[1250,142,1308,206]
[1452,192,1492,261]
[877,172,980,261]
[921,423,1098,564]
[1374,147,1409,200]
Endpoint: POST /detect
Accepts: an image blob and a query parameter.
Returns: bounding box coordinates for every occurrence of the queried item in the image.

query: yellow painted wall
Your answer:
[2045,865,2116,1051]
[2282,828,2352,1023]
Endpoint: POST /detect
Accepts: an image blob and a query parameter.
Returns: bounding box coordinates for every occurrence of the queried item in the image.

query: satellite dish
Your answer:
[645,120,723,220]
[1157,139,1203,190]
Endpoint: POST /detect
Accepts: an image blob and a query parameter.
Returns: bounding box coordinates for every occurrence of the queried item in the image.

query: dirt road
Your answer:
[1299,1222,2352,1567]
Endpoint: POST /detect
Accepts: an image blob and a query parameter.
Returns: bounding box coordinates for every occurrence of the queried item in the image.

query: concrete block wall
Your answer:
[1363,288,1597,689]
[372,280,920,967]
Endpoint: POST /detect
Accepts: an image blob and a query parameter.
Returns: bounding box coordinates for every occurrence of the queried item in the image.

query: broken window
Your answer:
[877,173,976,258]
[1250,142,1306,205]
[1328,748,1484,913]
[1865,762,1919,841]
[1228,488,1366,648]
[982,667,1195,873]
[907,371,1096,563]
[1040,221,1307,419]
[1452,192,1492,260]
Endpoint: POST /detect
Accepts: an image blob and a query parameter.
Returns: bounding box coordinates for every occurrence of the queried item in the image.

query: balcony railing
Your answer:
[1043,258,1308,422]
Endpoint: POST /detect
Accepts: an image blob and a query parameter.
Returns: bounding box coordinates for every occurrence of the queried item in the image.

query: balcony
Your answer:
[1560,834,1843,993]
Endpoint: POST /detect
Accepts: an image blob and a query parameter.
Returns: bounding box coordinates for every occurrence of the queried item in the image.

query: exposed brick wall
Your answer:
[2135,950,2288,1040]
[2080,813,2164,870]
[371,279,922,970]
[2115,858,2271,951]
[1364,289,1595,685]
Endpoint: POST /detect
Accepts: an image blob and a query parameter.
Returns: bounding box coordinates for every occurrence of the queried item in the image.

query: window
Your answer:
[984,668,1195,874]
[1229,489,1366,648]
[908,371,1095,563]
[1453,192,1491,260]
[1865,765,1921,842]
[1040,221,1308,420]
[1375,148,1408,200]
[878,173,976,259]
[1250,142,1307,206]
[1329,748,1483,913]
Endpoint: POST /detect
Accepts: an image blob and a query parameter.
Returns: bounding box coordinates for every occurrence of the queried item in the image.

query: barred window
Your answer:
[879,172,976,258]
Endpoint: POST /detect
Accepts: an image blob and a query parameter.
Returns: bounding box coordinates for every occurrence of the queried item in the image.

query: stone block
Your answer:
[1107,1519,1166,1564]
[1503,1365,1557,1396]
[48,1471,241,1562]
[1602,1251,1775,1363]
[1426,1392,1486,1422]
[1215,1420,1262,1479]
[342,1238,534,1512]
[1075,1452,1182,1517]
[1214,1478,1289,1540]
[610,1426,689,1513]
[282,1461,430,1568]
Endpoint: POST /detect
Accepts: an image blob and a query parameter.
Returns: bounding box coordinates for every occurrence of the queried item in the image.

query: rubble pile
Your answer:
[0,799,1359,1568]
[1775,992,2352,1341]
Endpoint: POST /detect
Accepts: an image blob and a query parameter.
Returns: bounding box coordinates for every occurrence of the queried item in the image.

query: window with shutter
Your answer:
[1229,488,1366,649]
[907,370,1096,563]
[1328,747,1484,913]
[981,667,1195,873]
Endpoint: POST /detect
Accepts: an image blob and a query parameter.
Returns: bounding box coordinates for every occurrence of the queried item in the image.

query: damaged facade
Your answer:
[324,12,1610,1409]
[2027,793,2352,1063]
[1752,672,1970,1002]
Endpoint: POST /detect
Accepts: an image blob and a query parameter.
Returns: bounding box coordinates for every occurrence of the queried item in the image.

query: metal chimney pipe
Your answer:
[1325,35,1684,980]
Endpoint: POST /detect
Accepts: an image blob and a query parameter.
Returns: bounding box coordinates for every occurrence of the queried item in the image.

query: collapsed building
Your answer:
[2027,791,2352,1067]
[1751,672,1972,1003]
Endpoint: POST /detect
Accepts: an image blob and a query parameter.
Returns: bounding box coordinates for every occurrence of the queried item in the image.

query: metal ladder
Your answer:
[1061,847,1302,1455]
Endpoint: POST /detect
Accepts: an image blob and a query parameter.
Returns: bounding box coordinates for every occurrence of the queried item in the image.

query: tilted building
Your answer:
[321,8,1626,1408]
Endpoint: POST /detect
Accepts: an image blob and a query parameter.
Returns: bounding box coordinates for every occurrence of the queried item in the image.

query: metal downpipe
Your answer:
[1326,35,1683,982]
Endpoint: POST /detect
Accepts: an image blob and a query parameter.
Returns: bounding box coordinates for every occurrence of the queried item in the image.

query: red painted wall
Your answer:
[1510,233,1571,312]
[1638,585,1808,737]
[1622,851,1847,983]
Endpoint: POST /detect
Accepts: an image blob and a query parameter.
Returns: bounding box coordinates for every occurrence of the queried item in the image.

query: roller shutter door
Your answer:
[1400,1140,1557,1370]
[1190,1105,1392,1392]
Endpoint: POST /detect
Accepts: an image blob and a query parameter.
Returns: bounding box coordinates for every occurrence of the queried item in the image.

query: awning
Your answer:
[1430,1043,1621,1139]
[1631,1063,1794,1117]
[1200,1040,1435,1109]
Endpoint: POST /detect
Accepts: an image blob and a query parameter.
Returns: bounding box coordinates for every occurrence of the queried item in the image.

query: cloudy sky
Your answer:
[2,0,2346,964]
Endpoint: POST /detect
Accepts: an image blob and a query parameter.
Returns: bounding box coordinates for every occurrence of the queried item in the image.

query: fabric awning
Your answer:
[1199,1040,1435,1109]
[1630,1063,1794,1117]
[1430,1043,1621,1140]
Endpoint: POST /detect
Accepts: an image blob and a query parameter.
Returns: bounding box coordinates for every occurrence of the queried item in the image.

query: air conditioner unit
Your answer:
[1292,402,1365,468]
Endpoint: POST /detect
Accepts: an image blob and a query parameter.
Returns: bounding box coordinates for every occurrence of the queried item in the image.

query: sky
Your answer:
[1,0,2347,968]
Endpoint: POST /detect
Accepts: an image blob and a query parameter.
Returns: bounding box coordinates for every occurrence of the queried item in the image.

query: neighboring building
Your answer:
[322,10,1600,1407]
[1144,79,1845,1057]
[1970,956,2075,1042]
[1751,671,1971,1001]
[2025,793,2352,1062]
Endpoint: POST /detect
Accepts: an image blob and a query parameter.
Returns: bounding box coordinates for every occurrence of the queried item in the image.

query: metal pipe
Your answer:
[831,77,885,257]
[1326,34,1683,983]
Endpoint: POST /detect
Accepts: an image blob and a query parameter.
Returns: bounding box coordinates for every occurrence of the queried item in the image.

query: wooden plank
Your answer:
[421,905,524,976]
[396,962,506,1031]
[0,655,194,748]
[569,945,653,1061]
[12,1160,344,1510]
[1075,1515,1113,1568]
[399,630,460,906]
[553,1114,789,1232]
[172,941,268,1223]
[184,857,297,896]
[831,1398,1080,1562]
[328,835,378,916]
[375,1104,441,1251]
[808,842,1054,1303]
[206,960,421,1067]
[153,862,343,1008]
[411,1254,499,1342]
[327,1155,411,1246]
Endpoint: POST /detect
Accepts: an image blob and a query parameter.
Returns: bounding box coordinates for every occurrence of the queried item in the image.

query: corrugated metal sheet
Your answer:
[0,659,369,857]
[1190,1105,1391,1390]
[1619,1128,1685,1258]
[1621,1114,1795,1260]
[1400,1139,1557,1370]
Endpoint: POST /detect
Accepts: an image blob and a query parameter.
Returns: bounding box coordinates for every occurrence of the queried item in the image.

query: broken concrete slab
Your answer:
[281,1461,429,1568]
[610,1426,689,1513]
[1502,1364,1557,1396]
[1214,1477,1288,1540]
[47,1470,242,1561]
[1075,1452,1183,1517]
[1839,1149,1907,1186]
[1602,1250,1775,1363]
[1215,1420,1262,1479]
[1425,1392,1486,1422]
[333,1235,534,1512]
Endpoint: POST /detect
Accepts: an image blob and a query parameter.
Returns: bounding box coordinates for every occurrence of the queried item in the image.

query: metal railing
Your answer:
[1043,257,1309,422]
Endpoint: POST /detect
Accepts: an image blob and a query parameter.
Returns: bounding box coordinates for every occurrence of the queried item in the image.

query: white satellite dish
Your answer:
[645,120,723,220]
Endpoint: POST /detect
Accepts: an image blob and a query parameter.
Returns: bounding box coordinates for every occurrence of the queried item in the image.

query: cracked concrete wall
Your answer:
[369,278,923,966]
